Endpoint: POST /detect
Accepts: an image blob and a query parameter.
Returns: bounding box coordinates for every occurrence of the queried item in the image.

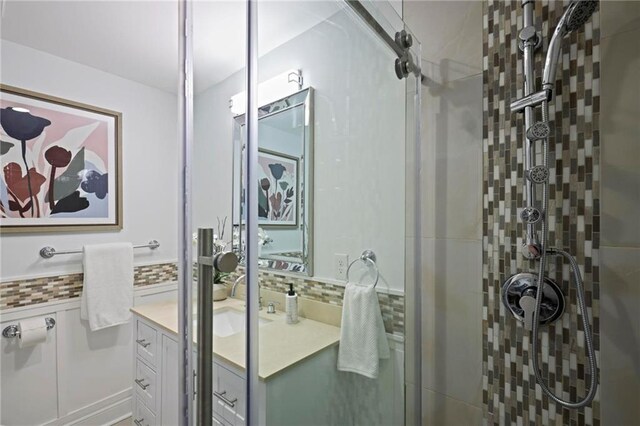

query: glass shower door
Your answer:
[245,1,421,424]
[181,0,421,424]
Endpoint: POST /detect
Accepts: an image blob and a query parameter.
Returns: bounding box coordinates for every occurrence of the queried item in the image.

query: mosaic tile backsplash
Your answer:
[225,269,405,336]
[483,1,600,425]
[0,262,178,310]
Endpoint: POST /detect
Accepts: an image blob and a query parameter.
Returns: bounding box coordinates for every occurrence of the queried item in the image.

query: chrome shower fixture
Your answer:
[526,121,550,141]
[542,0,598,90]
[520,207,542,224]
[526,166,549,184]
[503,0,598,410]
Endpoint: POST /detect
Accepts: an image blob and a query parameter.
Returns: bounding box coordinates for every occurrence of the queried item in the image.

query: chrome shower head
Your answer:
[527,166,550,184]
[542,0,598,90]
[526,121,551,141]
[565,0,599,33]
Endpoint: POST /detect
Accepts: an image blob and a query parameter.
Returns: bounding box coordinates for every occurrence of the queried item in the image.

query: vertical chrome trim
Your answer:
[245,0,260,423]
[410,65,423,425]
[177,0,194,424]
[196,228,215,426]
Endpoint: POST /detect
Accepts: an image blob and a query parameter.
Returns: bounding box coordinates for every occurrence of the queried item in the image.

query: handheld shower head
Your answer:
[542,0,598,90]
[565,0,599,32]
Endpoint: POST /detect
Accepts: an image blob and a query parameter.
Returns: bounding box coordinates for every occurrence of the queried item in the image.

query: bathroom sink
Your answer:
[194,307,271,337]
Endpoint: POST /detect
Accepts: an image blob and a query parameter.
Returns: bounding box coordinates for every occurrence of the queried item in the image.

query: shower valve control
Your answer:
[519,294,537,331]
[502,273,565,329]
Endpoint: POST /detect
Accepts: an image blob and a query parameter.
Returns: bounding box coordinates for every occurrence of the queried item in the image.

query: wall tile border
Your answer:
[0,262,177,310]
[2,262,404,336]
[226,269,405,337]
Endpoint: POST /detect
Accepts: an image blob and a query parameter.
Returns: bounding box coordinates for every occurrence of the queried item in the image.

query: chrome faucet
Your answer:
[230,274,246,298]
[230,274,262,310]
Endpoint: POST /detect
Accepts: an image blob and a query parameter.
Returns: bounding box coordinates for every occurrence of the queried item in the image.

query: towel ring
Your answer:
[346,250,379,288]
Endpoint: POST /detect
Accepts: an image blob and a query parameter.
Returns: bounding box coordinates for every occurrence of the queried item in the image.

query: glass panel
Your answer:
[251,1,420,424]
[189,0,420,424]
[191,1,247,425]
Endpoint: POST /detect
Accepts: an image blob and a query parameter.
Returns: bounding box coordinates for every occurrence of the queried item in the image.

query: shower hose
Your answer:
[531,100,598,408]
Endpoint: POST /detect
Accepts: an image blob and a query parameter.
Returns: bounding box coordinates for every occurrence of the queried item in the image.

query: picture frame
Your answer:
[0,84,122,233]
[257,148,299,227]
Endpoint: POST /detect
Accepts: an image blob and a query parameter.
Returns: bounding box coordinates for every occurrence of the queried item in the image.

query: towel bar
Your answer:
[39,240,160,259]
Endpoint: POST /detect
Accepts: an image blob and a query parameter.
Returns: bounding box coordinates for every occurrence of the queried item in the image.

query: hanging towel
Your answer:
[80,243,134,331]
[337,282,390,379]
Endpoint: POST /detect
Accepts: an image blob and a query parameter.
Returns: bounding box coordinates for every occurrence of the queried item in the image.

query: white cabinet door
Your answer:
[136,320,158,367]
[214,362,246,426]
[133,397,157,426]
[161,335,179,425]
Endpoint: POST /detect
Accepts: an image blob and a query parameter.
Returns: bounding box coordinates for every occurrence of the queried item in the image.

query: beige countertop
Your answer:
[131,298,341,380]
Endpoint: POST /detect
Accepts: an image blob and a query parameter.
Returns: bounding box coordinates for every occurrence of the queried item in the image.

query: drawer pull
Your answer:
[213,390,237,408]
[135,378,150,390]
[133,419,144,426]
[136,339,151,348]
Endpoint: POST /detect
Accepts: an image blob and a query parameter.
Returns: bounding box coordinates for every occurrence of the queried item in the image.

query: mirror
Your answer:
[232,88,314,275]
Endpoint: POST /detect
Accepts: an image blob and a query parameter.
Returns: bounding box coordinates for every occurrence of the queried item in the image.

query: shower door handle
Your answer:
[196,228,238,426]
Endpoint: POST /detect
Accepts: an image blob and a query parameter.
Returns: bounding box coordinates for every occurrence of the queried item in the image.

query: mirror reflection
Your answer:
[232,88,314,275]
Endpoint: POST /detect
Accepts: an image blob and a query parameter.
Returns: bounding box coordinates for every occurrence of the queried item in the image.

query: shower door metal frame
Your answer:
[244,0,260,423]
[177,0,194,424]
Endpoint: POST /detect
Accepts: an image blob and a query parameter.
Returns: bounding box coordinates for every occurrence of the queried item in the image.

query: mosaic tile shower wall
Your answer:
[483,0,600,424]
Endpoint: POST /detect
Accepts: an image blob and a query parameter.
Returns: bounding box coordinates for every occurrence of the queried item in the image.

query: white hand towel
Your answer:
[337,282,390,379]
[80,243,134,331]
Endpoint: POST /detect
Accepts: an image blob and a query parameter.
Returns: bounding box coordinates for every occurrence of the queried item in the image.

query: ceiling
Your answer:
[0,0,341,94]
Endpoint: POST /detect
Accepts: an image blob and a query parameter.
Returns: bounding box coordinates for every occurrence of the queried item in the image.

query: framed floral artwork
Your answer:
[257,148,299,227]
[0,85,122,233]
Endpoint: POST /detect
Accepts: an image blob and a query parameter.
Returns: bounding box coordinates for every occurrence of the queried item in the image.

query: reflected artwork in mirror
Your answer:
[232,88,313,275]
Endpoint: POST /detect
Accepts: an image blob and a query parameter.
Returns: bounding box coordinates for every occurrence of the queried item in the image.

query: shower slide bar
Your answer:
[39,240,160,259]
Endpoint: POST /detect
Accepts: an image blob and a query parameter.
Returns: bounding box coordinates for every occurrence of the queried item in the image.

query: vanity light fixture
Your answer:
[229,69,303,115]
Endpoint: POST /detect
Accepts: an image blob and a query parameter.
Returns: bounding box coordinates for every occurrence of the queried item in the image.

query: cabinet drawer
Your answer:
[133,397,156,426]
[136,320,158,367]
[213,362,245,426]
[135,359,158,413]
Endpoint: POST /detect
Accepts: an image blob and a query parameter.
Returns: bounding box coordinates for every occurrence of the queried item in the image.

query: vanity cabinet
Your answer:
[132,316,162,425]
[132,312,339,426]
[133,317,247,426]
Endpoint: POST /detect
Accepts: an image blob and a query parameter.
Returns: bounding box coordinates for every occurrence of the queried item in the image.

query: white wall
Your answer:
[598,2,640,424]
[0,40,178,281]
[194,8,407,291]
[404,1,484,424]
[0,283,177,425]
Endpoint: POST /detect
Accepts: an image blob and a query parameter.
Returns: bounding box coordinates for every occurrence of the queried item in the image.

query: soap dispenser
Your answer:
[285,284,298,324]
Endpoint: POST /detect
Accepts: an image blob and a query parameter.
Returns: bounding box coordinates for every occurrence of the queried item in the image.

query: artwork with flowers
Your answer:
[257,148,298,227]
[0,85,121,232]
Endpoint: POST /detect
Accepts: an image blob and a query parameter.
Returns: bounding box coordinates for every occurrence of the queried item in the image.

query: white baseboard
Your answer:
[43,389,131,426]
